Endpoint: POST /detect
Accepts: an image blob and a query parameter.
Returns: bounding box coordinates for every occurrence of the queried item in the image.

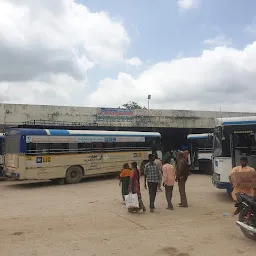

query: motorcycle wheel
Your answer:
[238,208,256,241]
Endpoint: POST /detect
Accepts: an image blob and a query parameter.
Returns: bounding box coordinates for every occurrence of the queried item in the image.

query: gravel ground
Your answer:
[0,174,255,256]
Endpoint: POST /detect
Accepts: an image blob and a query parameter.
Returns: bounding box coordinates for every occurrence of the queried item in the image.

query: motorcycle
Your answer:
[234,192,256,241]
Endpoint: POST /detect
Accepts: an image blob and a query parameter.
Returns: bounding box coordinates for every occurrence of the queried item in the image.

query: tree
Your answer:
[122,101,146,109]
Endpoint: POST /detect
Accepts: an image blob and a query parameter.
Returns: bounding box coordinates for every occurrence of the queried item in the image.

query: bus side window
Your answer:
[36,143,49,155]
[49,143,68,154]
[69,143,78,154]
[103,143,115,152]
[116,142,128,151]
[26,143,36,155]
[92,143,102,152]
[78,143,92,153]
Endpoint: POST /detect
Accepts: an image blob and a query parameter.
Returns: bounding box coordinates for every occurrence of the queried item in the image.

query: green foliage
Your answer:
[122,101,146,109]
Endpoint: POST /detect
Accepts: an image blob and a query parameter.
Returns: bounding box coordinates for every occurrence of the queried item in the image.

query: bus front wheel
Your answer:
[65,166,83,184]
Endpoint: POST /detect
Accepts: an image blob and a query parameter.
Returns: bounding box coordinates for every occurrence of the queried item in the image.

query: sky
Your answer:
[1,0,256,112]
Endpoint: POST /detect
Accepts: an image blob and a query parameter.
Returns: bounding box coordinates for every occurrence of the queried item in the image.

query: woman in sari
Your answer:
[118,163,132,203]
[128,162,146,213]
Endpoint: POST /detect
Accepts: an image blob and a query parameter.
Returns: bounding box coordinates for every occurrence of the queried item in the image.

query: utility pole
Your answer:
[148,94,151,109]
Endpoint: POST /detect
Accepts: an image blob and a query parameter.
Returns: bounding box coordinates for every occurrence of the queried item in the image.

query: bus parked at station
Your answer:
[0,133,5,176]
[187,133,213,175]
[212,116,256,194]
[3,128,161,184]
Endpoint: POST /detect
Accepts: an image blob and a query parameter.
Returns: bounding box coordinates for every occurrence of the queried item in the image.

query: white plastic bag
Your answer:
[124,193,139,209]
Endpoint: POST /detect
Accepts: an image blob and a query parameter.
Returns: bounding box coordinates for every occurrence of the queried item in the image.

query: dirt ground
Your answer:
[0,174,255,256]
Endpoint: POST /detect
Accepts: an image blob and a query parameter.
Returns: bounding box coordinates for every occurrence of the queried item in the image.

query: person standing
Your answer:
[176,152,189,207]
[163,151,171,163]
[183,149,190,175]
[118,163,132,204]
[229,156,255,201]
[128,162,146,212]
[170,152,177,172]
[154,153,163,192]
[162,159,176,210]
[144,154,161,213]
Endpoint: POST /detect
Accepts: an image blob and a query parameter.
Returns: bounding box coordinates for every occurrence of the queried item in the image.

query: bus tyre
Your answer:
[65,166,83,184]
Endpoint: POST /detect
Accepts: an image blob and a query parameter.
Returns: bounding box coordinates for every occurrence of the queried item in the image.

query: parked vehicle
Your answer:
[212,116,256,195]
[4,128,161,184]
[187,133,213,175]
[234,192,256,241]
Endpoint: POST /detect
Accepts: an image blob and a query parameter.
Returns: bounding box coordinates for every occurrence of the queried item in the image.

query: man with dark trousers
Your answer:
[144,154,161,213]
[176,151,189,207]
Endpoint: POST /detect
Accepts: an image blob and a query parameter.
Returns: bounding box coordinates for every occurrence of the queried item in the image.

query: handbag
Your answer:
[124,193,139,209]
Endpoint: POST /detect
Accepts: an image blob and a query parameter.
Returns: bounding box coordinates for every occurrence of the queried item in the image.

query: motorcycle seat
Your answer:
[239,193,256,211]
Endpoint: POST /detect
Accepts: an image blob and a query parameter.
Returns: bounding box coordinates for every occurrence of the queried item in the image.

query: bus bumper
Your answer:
[4,169,20,179]
[211,176,233,194]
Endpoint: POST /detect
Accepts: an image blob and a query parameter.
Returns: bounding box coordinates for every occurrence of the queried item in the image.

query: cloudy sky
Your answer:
[1,0,256,112]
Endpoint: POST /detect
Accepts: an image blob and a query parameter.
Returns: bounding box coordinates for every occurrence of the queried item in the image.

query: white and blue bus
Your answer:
[187,133,213,175]
[4,128,161,184]
[212,116,256,194]
[0,133,4,176]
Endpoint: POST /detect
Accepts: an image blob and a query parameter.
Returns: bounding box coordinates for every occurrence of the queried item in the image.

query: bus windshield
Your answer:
[213,128,222,157]
[4,136,20,154]
[197,138,212,151]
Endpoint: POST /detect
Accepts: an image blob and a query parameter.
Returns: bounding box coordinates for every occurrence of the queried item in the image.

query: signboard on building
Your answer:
[97,108,134,123]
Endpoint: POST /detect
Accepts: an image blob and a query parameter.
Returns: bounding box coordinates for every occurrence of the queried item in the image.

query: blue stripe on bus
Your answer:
[48,129,70,136]
[223,120,256,126]
[20,136,26,153]
[6,129,48,136]
[188,136,210,140]
[5,128,161,137]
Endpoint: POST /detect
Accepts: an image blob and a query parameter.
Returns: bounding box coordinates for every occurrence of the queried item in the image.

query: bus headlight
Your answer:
[213,172,220,181]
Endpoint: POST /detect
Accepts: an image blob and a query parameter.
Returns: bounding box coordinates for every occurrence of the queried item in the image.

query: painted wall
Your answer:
[0,103,255,129]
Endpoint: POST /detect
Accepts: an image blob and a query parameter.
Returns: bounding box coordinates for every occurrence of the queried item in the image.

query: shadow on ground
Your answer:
[4,174,117,190]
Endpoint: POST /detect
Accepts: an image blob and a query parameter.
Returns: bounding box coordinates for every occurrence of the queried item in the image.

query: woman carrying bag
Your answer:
[128,162,146,213]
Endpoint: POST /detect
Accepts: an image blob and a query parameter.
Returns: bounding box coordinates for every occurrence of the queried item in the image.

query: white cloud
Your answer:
[125,57,143,67]
[0,74,87,106]
[1,0,256,113]
[177,0,199,9]
[0,0,129,105]
[88,42,256,112]
[203,35,232,47]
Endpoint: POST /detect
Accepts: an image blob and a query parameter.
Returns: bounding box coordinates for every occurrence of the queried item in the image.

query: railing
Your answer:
[4,120,98,128]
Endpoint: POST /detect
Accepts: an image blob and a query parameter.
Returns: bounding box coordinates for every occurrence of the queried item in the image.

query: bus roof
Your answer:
[187,133,213,140]
[5,128,161,137]
[215,116,256,127]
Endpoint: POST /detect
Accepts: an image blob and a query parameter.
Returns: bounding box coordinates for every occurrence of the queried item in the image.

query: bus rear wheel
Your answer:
[65,166,83,184]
